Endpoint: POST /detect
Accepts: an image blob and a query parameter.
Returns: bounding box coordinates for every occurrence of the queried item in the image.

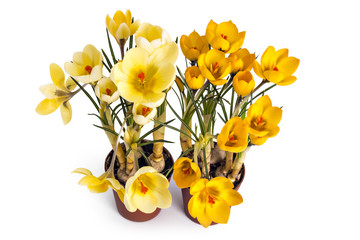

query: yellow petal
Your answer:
[253,60,265,79]
[263,107,282,125]
[219,189,243,206]
[207,177,234,191]
[190,178,208,195]
[36,98,61,115]
[277,76,297,86]
[263,70,285,84]
[261,46,276,69]
[116,23,130,40]
[60,101,72,125]
[206,196,230,224]
[39,84,58,99]
[72,168,93,176]
[50,63,66,91]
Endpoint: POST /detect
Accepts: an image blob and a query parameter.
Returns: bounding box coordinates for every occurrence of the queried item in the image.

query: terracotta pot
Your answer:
[181,164,245,226]
[104,141,174,222]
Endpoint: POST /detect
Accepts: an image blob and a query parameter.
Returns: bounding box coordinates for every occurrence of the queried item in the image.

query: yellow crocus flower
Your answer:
[72,168,125,202]
[36,63,76,125]
[217,117,248,153]
[173,157,201,188]
[232,71,255,97]
[205,20,245,54]
[198,49,231,86]
[135,23,179,64]
[106,9,140,44]
[253,46,300,86]
[185,66,205,90]
[188,177,243,228]
[110,47,175,107]
[64,44,103,84]
[124,166,172,213]
[180,31,209,61]
[94,77,120,104]
[246,95,282,145]
[132,103,157,126]
[228,48,255,74]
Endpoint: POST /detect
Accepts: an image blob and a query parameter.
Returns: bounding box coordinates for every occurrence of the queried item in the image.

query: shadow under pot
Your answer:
[104,141,174,222]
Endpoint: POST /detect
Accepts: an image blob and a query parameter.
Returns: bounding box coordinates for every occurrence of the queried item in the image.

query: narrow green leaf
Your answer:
[137,149,152,167]
[137,119,175,143]
[106,28,117,64]
[93,124,118,136]
[71,77,99,112]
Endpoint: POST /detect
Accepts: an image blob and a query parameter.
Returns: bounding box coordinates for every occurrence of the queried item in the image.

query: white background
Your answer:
[1,0,359,239]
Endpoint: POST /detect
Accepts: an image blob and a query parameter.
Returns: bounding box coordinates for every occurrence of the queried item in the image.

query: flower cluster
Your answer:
[36,9,178,214]
[172,19,299,227]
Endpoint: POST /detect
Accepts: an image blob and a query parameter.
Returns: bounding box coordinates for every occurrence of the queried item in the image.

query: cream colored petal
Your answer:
[36,98,61,115]
[72,75,91,84]
[116,23,130,40]
[83,44,102,66]
[64,61,83,76]
[150,42,179,65]
[141,91,165,108]
[60,101,72,125]
[106,177,121,190]
[65,77,77,91]
[89,65,103,83]
[136,36,154,53]
[39,84,58,99]
[130,19,140,35]
[134,192,158,214]
[149,63,176,92]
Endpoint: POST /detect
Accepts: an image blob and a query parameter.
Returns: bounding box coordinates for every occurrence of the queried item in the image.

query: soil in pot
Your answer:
[105,140,174,222]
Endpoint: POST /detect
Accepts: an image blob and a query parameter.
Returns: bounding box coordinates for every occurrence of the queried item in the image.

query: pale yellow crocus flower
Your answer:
[72,168,125,202]
[64,44,103,84]
[36,63,76,124]
[106,9,140,44]
[132,103,157,126]
[124,166,171,213]
[111,47,175,108]
[135,22,178,64]
[95,77,120,104]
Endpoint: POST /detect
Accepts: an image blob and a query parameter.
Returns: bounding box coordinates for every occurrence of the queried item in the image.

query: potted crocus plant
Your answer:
[169,19,300,227]
[36,9,179,221]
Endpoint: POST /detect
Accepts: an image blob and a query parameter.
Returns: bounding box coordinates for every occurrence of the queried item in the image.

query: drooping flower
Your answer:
[135,22,178,64]
[132,103,157,126]
[110,47,175,107]
[228,48,255,74]
[180,31,209,61]
[173,157,201,188]
[188,177,243,228]
[64,44,103,84]
[253,46,300,86]
[217,117,248,153]
[72,168,125,202]
[36,63,76,124]
[124,166,172,213]
[205,20,245,54]
[185,66,205,90]
[198,49,231,86]
[95,77,120,104]
[246,95,282,145]
[106,9,140,44]
[232,71,255,97]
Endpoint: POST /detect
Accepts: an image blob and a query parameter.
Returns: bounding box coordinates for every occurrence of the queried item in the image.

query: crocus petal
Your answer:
[219,189,243,206]
[50,63,66,90]
[190,178,208,195]
[206,196,230,224]
[72,168,93,176]
[277,57,300,76]
[39,84,58,99]
[277,76,297,86]
[263,107,282,125]
[36,98,61,115]
[60,101,72,125]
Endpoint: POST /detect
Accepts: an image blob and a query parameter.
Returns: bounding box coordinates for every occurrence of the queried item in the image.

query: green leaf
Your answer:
[71,77,99,112]
[152,119,197,142]
[137,139,174,147]
[137,119,175,143]
[101,49,113,70]
[93,124,118,136]
[106,28,117,64]
[137,149,152,167]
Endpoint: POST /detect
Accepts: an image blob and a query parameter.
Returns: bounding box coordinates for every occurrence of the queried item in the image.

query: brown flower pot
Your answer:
[181,164,245,226]
[104,141,174,222]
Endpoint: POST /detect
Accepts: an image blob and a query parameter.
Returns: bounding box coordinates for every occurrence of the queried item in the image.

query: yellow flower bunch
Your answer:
[172,19,299,227]
[36,9,177,216]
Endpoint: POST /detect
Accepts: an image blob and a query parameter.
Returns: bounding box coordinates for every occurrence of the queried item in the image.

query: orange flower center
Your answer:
[183,167,191,175]
[138,72,145,84]
[140,181,148,194]
[85,65,93,74]
[221,34,228,40]
[208,195,215,206]
[273,66,279,71]
[105,88,112,95]
[141,107,151,117]
[255,116,265,127]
